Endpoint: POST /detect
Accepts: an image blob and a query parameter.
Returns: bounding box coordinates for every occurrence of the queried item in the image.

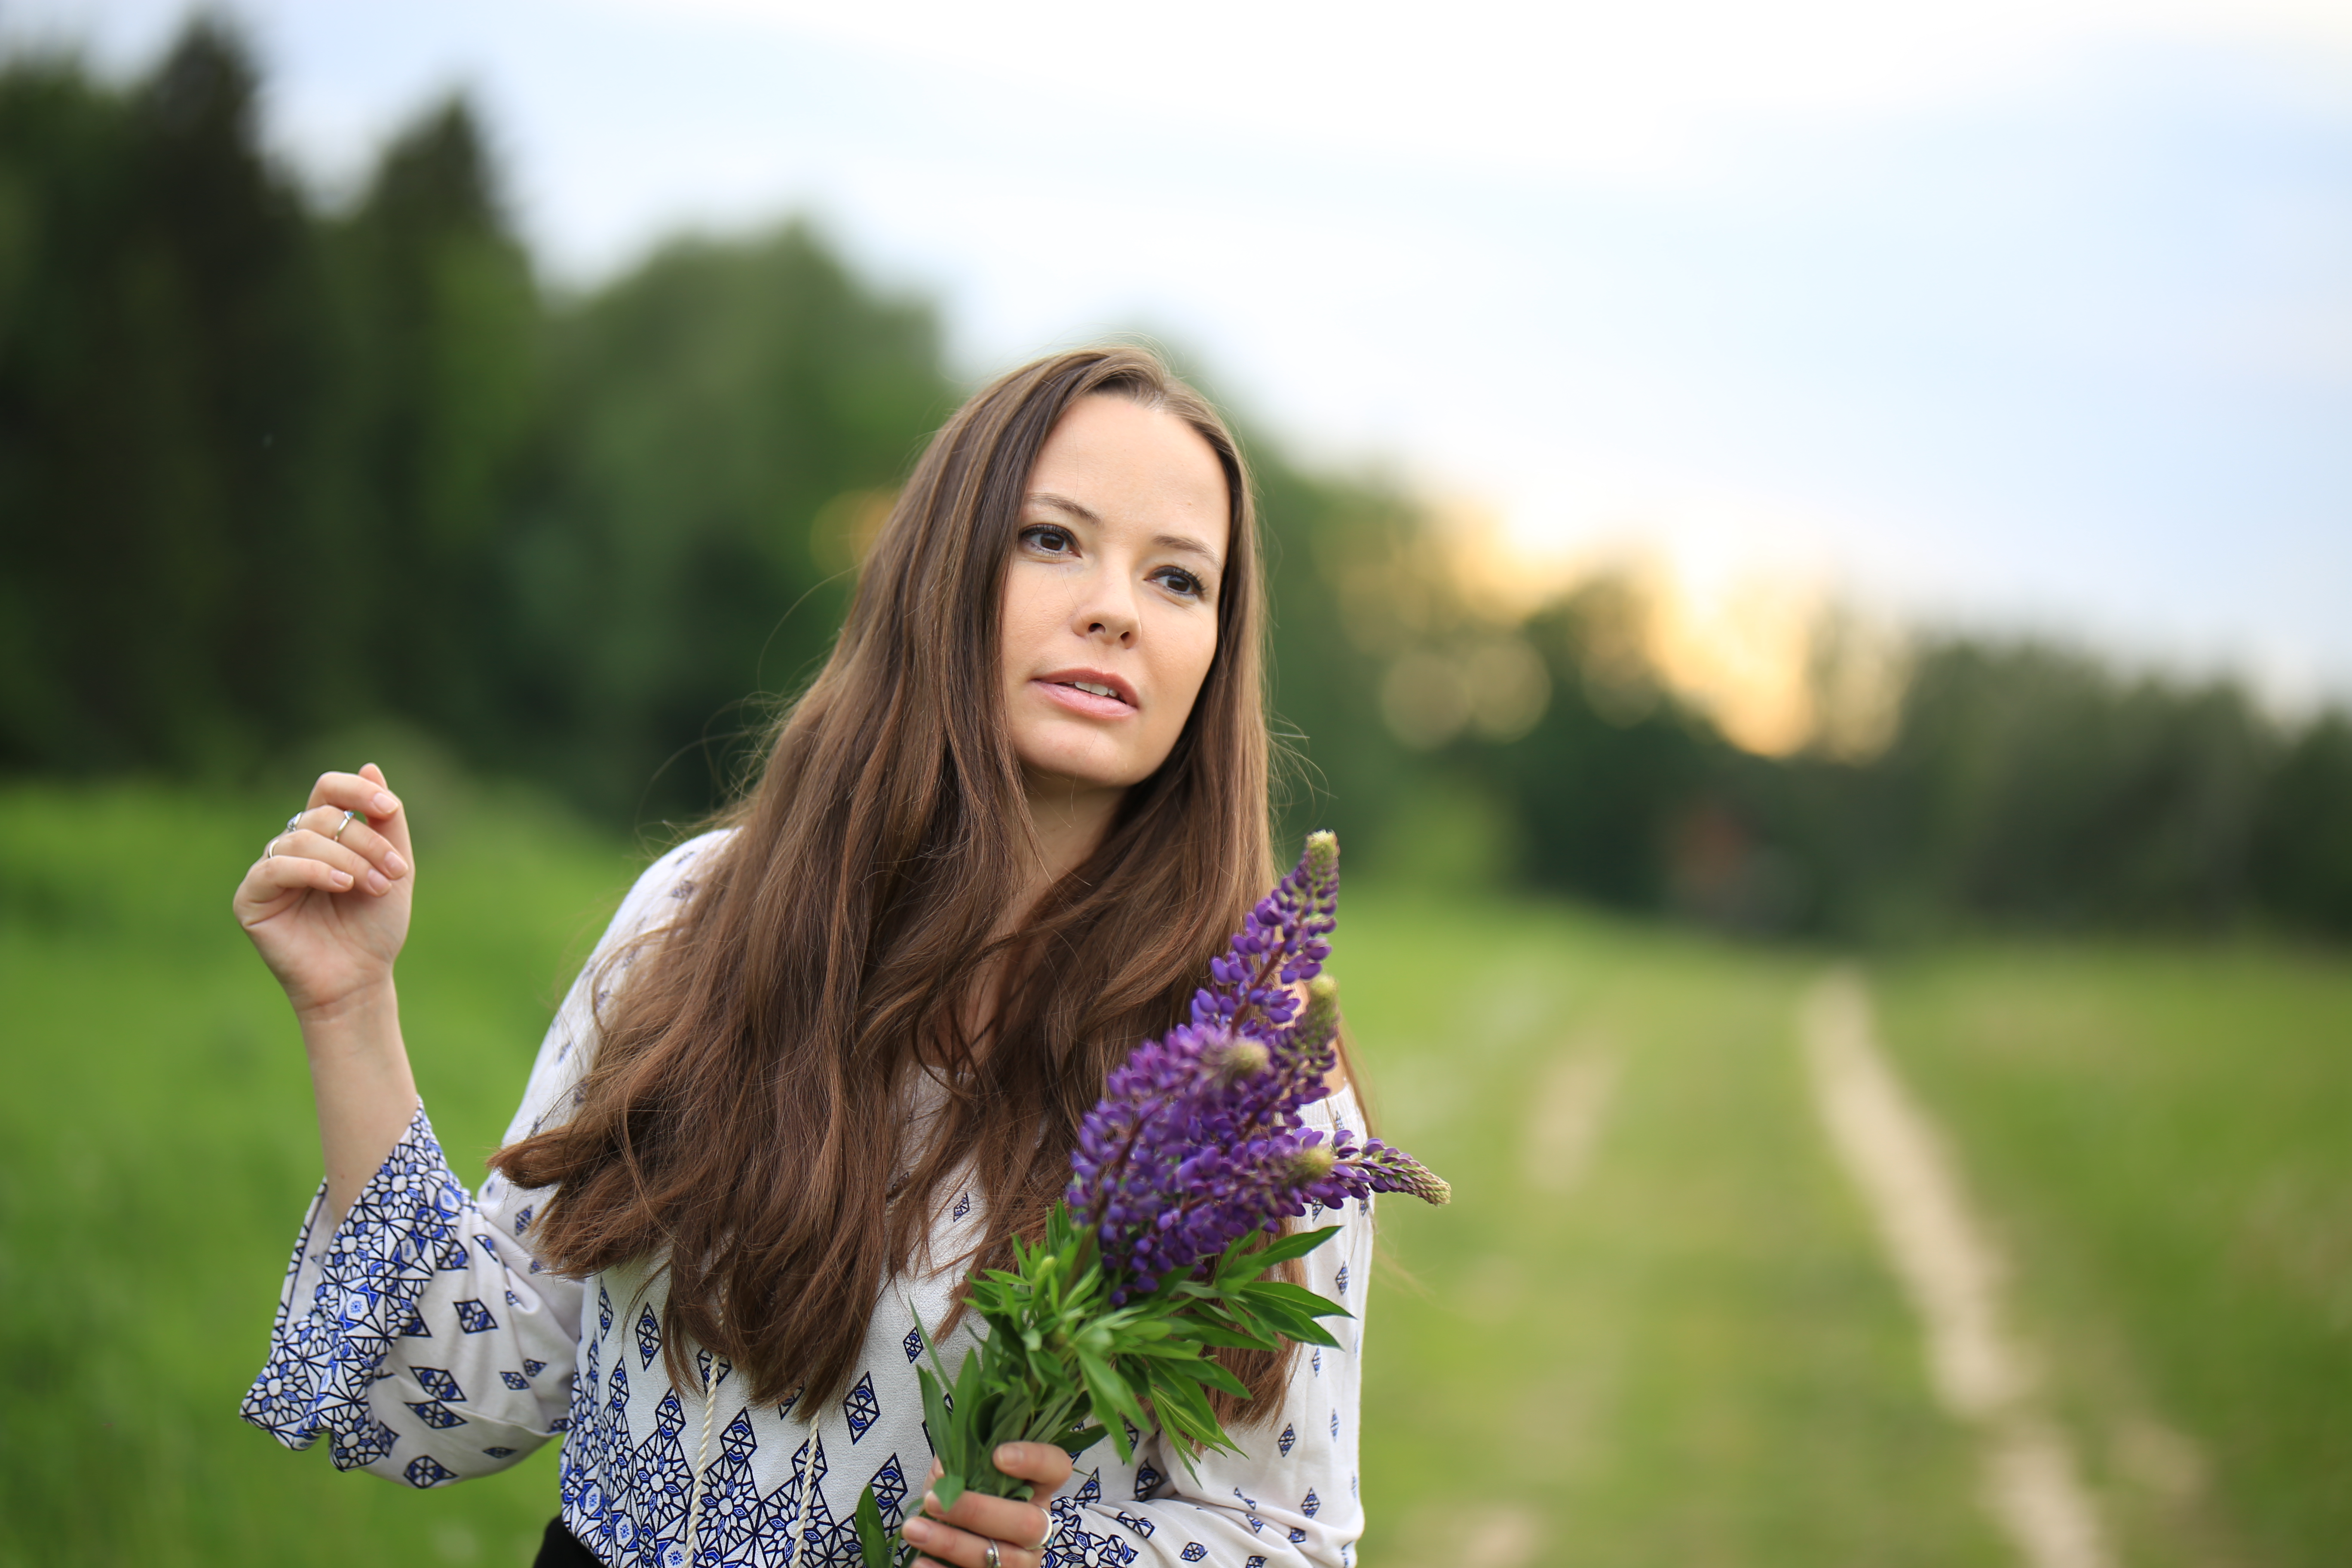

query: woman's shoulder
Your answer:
[1302,1079,1368,1136]
[610,828,735,933]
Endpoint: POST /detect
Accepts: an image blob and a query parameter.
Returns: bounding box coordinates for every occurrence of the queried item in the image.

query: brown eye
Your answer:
[1153,567,1205,600]
[1020,524,1075,555]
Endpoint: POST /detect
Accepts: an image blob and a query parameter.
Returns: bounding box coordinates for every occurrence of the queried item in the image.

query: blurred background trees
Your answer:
[4,18,2348,940]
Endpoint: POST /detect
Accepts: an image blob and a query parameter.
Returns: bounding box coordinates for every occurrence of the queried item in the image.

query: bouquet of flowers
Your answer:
[855,832,1449,1566]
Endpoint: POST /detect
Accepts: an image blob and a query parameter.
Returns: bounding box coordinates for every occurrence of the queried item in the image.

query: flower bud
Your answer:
[1286,1143,1338,1182]
[1209,1037,1271,1084]
[1293,973,1339,1035]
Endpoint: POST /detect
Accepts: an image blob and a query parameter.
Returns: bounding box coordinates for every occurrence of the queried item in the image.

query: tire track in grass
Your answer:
[1412,1040,1618,1566]
[1522,1036,1618,1197]
[1802,968,2113,1568]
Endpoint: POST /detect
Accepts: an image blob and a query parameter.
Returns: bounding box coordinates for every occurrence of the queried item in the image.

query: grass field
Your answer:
[2,778,2346,1567]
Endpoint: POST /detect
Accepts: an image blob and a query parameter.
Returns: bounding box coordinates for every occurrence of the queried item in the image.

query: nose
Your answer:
[1070,568,1139,647]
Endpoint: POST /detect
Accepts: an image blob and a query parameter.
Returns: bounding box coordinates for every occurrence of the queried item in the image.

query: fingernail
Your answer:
[366,870,389,895]
[902,1519,934,1545]
[372,791,398,815]
[922,1490,941,1515]
[331,870,354,889]
[385,851,409,877]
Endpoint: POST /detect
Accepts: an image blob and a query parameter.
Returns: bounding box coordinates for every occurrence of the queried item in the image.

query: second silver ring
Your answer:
[331,809,358,842]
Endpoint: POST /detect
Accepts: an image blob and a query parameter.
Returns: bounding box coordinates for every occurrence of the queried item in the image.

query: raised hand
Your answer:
[233,764,413,1020]
[233,763,422,1219]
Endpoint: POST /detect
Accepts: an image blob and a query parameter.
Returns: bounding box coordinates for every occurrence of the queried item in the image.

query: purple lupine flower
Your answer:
[1069,832,1447,1300]
[1188,833,1340,1042]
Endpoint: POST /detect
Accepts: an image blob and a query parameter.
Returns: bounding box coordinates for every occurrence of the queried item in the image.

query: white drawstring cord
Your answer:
[781,1401,818,1565]
[683,1366,816,1568]
[683,1293,731,1567]
[683,1350,720,1564]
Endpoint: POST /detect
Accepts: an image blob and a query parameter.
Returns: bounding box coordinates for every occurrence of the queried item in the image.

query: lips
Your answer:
[1034,667,1138,718]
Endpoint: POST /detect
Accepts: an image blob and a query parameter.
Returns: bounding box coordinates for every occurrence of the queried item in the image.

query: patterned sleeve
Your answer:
[239,833,729,1487]
[1045,1090,1374,1568]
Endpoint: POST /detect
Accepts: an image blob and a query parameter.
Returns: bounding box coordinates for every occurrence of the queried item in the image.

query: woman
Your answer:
[235,347,1375,1568]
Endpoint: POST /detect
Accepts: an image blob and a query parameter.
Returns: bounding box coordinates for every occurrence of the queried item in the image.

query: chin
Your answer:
[1021,747,1146,796]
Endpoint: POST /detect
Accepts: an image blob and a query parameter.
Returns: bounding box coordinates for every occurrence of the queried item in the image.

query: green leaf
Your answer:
[1186,1356,1253,1399]
[1115,1338,1207,1361]
[1143,1366,1236,1458]
[951,1335,989,1435]
[1235,1280,1350,1343]
[1164,1321,1275,1351]
[1230,1225,1344,1273]
[933,1470,965,1512]
[854,1485,892,1568]
[1075,1351,1145,1460]
[1244,1280,1351,1319]
[1054,1421,1108,1454]
[991,1384,1037,1450]
[917,1366,960,1478]
[1235,1300,1344,1348]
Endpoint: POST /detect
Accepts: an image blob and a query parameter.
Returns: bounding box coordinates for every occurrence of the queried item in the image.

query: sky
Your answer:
[14,0,2352,710]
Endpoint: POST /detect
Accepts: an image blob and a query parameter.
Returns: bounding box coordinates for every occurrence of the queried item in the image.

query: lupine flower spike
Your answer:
[1070,833,1449,1299]
[856,832,1449,1568]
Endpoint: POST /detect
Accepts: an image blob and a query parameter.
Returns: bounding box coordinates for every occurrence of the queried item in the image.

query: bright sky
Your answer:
[18,0,2352,707]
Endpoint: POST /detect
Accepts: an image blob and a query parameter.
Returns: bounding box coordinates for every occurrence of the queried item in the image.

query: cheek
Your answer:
[998,573,1045,686]
[1156,621,1221,729]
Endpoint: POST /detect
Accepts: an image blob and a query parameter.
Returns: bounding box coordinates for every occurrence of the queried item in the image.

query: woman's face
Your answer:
[999,393,1231,803]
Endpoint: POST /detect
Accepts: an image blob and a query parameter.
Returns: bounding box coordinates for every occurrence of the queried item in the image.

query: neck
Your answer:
[959,774,1121,1055]
[1017,770,1124,914]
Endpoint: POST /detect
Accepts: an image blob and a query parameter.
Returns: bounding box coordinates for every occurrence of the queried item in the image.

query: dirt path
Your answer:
[1522,1038,1618,1196]
[1802,968,2112,1568]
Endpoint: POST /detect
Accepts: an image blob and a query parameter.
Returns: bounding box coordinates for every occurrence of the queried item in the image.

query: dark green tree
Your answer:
[2249,713,2352,936]
[319,95,541,744]
[0,19,327,772]
[515,223,951,817]
[1792,642,2272,934]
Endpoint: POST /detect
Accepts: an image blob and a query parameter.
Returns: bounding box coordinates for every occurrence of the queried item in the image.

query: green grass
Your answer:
[1342,894,1998,1567]
[3,781,2347,1566]
[1872,945,2352,1568]
[0,776,640,1567]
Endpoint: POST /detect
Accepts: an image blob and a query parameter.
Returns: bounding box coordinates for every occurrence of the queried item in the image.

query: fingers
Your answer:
[989,1443,1076,1490]
[273,826,392,894]
[281,768,412,879]
[305,768,402,818]
[283,806,409,891]
[905,1456,1058,1568]
[902,1516,1047,1568]
[246,846,359,898]
[239,766,414,917]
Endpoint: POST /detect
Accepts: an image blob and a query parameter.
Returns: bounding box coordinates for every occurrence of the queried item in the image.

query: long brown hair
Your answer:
[494,346,1298,1417]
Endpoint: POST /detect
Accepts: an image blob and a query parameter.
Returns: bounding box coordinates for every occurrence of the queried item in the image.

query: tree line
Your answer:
[4,20,2347,940]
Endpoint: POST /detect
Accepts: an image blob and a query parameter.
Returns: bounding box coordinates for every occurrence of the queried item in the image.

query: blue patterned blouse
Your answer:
[242,834,1375,1568]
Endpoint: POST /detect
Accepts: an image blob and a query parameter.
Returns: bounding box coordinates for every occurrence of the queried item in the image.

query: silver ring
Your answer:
[982,1540,1001,1568]
[267,812,304,859]
[331,809,358,842]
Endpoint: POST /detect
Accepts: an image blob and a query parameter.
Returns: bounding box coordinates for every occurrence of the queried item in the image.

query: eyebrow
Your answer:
[1026,492,1224,571]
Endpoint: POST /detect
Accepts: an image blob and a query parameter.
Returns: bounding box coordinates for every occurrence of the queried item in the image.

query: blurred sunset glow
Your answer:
[1441,502,1898,760]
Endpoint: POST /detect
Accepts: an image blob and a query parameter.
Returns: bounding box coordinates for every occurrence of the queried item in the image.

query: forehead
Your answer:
[1026,396,1231,557]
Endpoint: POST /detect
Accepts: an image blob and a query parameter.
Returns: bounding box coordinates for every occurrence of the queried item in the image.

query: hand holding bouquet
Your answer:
[857,833,1449,1566]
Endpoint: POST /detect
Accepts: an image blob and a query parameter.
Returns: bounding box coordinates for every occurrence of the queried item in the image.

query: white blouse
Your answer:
[243,834,1376,1568]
